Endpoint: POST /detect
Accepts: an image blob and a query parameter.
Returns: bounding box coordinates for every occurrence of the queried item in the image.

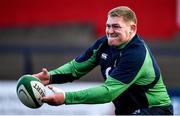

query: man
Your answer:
[33,6,173,115]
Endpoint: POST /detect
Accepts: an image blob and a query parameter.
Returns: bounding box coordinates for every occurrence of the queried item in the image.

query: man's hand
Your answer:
[42,85,65,106]
[33,68,50,85]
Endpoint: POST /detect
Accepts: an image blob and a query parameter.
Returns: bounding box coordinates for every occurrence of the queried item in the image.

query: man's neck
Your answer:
[117,33,136,49]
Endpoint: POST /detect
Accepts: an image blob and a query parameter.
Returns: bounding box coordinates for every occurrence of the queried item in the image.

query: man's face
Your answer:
[106,16,133,47]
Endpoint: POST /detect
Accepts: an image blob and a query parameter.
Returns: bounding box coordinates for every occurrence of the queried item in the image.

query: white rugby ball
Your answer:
[16,74,46,108]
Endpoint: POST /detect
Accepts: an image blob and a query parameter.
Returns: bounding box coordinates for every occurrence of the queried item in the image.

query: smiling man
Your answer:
[33,6,173,115]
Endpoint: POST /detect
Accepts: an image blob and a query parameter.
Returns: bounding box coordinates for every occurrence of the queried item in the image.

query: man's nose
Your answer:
[108,27,115,33]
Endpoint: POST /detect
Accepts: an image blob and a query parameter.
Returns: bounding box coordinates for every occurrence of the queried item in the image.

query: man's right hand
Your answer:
[33,68,50,85]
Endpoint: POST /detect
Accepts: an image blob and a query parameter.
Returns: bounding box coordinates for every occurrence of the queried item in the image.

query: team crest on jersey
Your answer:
[101,53,108,60]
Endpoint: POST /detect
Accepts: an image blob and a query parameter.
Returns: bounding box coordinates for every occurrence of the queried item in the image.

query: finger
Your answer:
[32,74,37,76]
[41,95,60,106]
[32,73,39,77]
[48,85,53,90]
[41,97,50,103]
[48,85,59,93]
[48,85,56,93]
[48,85,65,94]
[42,68,48,75]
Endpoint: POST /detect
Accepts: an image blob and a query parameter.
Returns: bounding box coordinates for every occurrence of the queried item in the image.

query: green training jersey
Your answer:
[49,35,171,112]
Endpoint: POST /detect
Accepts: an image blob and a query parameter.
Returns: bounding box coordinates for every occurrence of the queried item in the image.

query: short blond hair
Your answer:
[108,6,137,24]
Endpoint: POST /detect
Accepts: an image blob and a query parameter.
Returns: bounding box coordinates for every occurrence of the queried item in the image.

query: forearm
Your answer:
[65,85,112,104]
[65,76,129,104]
[48,60,78,84]
[48,59,96,84]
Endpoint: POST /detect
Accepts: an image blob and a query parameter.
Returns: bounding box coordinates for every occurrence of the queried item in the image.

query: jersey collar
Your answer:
[117,34,137,49]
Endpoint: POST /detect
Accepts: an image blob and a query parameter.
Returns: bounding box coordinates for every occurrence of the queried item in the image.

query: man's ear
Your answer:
[130,24,137,33]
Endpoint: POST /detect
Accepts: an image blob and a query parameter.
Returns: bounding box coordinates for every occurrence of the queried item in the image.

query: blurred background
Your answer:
[0,0,180,115]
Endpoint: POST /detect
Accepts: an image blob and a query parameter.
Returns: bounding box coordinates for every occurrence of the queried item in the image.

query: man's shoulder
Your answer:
[121,35,147,62]
[125,35,146,52]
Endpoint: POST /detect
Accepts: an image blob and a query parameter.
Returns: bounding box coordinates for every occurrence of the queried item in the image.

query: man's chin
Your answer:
[108,40,115,46]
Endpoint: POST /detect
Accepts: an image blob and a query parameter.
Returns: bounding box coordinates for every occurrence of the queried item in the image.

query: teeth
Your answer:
[110,34,118,37]
[110,36,117,38]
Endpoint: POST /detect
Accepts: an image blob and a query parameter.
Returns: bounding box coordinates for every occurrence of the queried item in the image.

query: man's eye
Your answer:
[106,25,111,28]
[106,25,121,29]
[113,25,121,29]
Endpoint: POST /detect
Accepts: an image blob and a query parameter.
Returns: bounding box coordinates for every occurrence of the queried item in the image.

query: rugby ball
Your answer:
[16,74,46,108]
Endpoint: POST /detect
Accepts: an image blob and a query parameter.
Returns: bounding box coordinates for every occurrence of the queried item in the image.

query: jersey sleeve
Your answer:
[48,37,106,84]
[65,76,130,104]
